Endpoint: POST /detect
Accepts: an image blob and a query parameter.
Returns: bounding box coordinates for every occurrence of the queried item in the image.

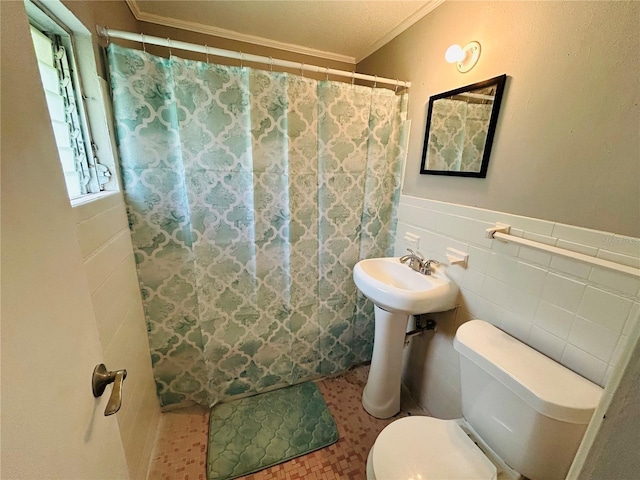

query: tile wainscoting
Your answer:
[395,195,639,419]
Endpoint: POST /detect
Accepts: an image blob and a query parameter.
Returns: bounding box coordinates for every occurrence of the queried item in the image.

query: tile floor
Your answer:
[146,365,427,479]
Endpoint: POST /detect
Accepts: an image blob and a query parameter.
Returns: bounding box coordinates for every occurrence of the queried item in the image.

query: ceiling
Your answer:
[127,0,445,64]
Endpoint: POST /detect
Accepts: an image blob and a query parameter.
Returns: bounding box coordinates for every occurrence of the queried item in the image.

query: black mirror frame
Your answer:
[420,74,507,178]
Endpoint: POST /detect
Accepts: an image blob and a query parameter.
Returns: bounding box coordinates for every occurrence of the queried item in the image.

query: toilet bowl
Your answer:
[367,416,502,480]
[367,320,603,480]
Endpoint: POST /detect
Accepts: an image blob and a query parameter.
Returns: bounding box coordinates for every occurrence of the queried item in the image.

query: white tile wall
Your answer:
[74,193,160,480]
[396,196,640,418]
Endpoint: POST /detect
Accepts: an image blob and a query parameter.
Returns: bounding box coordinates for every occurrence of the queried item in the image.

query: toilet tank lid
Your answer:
[454,320,603,424]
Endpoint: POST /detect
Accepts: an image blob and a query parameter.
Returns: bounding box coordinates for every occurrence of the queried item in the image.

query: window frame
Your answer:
[26,0,114,201]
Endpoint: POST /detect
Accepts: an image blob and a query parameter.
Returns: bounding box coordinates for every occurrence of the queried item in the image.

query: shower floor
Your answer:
[146,365,427,479]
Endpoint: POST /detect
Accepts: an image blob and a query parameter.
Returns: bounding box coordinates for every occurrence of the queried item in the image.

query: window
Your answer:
[28,1,111,200]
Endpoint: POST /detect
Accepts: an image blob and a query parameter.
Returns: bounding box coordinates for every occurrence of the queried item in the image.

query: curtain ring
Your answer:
[395,79,399,93]
[373,75,378,89]
[325,67,329,81]
[141,33,146,53]
[239,51,243,68]
[269,56,273,71]
[104,26,110,47]
[167,37,172,58]
[300,63,304,77]
[205,45,210,63]
[351,71,355,88]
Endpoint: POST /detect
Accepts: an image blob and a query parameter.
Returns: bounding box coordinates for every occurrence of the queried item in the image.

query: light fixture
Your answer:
[445,41,481,73]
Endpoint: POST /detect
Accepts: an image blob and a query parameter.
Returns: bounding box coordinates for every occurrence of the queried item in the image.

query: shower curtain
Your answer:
[107,44,409,408]
[427,98,492,172]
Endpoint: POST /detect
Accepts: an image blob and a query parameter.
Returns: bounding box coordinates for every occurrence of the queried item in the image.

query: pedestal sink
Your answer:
[353,257,459,418]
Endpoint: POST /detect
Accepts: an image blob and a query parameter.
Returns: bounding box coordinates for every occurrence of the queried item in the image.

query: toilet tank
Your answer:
[453,320,603,480]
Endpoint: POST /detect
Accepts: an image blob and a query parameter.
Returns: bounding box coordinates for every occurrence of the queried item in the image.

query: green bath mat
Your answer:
[207,381,339,479]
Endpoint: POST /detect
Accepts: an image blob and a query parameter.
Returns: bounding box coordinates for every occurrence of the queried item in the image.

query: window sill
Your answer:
[70,190,120,208]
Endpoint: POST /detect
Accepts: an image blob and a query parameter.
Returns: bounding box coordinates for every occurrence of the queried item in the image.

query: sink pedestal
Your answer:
[362,305,410,419]
[353,256,459,419]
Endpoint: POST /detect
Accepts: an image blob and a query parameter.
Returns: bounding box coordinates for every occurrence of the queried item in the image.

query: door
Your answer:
[1,2,129,478]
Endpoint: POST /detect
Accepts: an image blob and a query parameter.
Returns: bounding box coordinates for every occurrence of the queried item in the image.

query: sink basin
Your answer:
[354,256,461,418]
[353,257,458,314]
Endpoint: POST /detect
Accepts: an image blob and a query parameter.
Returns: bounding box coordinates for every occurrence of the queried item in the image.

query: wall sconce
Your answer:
[445,41,481,73]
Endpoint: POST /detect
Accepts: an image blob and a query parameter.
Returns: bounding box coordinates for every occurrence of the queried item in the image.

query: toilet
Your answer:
[367,320,603,480]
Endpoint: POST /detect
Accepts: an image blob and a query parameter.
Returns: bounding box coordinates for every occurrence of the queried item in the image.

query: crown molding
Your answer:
[125,0,356,64]
[355,0,446,63]
[125,0,140,17]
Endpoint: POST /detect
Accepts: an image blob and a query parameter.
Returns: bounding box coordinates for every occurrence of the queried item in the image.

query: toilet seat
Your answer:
[368,416,497,480]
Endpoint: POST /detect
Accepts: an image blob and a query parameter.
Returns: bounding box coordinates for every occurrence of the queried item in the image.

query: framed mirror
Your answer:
[420,74,507,178]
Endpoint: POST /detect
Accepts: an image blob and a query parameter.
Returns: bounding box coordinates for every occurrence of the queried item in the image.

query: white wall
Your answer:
[358,1,640,237]
[2,1,161,478]
[52,1,162,475]
[1,2,130,477]
[74,194,160,479]
[569,316,640,479]
[396,196,639,418]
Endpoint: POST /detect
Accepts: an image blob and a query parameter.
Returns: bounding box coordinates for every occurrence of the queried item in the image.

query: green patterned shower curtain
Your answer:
[107,44,409,408]
[426,99,492,172]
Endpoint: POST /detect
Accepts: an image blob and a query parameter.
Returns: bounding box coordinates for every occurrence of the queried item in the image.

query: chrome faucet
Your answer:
[399,248,424,272]
[399,249,439,275]
[422,259,440,276]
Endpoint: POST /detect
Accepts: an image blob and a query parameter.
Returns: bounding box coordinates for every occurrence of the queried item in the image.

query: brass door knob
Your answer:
[92,363,127,416]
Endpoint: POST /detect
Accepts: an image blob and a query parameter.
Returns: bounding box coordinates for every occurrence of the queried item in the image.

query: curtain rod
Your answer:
[96,27,411,89]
